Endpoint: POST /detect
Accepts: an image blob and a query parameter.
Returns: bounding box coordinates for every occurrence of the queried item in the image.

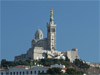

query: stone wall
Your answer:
[66,48,80,62]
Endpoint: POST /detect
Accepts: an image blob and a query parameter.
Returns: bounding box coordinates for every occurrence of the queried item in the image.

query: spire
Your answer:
[50,8,54,24]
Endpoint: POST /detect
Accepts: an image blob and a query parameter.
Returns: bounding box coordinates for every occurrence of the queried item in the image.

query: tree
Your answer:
[47,68,63,74]
[1,59,17,69]
[66,68,84,75]
[30,61,34,66]
[1,59,7,68]
[65,56,70,62]
[24,60,30,65]
[35,58,71,67]
[74,59,90,69]
[17,60,23,65]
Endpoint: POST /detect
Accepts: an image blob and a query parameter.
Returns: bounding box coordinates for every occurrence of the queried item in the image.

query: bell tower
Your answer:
[47,8,56,51]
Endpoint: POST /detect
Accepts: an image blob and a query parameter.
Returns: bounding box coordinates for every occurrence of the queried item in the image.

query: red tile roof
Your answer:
[16,65,30,68]
[62,68,67,71]
[0,68,6,71]
[16,65,25,67]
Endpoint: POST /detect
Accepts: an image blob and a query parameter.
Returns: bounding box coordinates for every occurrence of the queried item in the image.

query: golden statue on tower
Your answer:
[50,8,53,16]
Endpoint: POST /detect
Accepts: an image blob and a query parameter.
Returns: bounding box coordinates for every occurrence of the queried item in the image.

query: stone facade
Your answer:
[15,9,80,62]
[65,48,80,62]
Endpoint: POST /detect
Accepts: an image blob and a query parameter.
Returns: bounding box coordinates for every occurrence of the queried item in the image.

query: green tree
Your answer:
[24,60,30,65]
[30,61,34,66]
[1,59,17,69]
[17,60,23,65]
[66,68,84,75]
[1,59,7,68]
[40,58,71,67]
[47,68,63,74]
[65,56,70,62]
[74,59,90,69]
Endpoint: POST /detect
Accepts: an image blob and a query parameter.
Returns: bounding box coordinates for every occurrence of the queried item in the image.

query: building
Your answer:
[86,62,100,68]
[51,64,65,68]
[15,9,80,63]
[50,64,66,73]
[85,66,100,75]
[0,65,48,75]
[0,68,6,75]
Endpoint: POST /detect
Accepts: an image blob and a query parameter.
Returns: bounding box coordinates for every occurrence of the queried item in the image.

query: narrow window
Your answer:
[10,72,12,75]
[38,71,40,74]
[34,71,36,74]
[26,71,28,74]
[1,72,3,75]
[13,72,15,75]
[42,70,44,73]
[30,71,32,74]
[20,72,21,75]
[51,28,55,32]
[48,28,50,32]
[23,72,24,75]
[16,72,18,75]
[6,72,9,75]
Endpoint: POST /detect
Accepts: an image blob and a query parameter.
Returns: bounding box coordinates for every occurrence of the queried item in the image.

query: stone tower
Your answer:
[47,8,56,51]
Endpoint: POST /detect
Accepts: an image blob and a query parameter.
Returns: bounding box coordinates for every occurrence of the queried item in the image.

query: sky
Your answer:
[1,1,99,63]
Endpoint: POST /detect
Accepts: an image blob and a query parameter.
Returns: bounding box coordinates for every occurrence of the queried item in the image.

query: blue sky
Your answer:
[1,1,99,62]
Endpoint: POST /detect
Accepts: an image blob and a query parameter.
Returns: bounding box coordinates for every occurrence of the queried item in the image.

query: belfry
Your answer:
[47,8,56,51]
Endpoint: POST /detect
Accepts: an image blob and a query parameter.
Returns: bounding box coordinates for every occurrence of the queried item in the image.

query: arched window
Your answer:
[26,71,28,74]
[1,72,3,75]
[16,72,18,75]
[48,28,50,32]
[10,72,12,75]
[20,72,21,75]
[30,71,32,74]
[23,71,24,75]
[34,71,36,74]
[13,72,15,75]
[42,70,44,73]
[6,72,9,75]
[38,71,40,74]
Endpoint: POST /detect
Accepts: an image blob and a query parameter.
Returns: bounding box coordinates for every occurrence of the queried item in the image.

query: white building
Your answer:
[51,64,65,68]
[0,65,48,75]
[15,9,80,63]
[50,64,66,73]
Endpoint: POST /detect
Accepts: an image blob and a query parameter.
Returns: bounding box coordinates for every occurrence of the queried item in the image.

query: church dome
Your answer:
[35,29,43,40]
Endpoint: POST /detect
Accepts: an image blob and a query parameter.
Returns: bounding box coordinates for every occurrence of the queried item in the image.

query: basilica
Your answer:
[15,9,80,62]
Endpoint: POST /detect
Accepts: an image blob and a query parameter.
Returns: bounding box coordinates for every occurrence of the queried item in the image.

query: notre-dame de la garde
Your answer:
[15,9,80,62]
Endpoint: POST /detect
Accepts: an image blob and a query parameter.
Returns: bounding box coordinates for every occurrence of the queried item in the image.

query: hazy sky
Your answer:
[1,1,99,62]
